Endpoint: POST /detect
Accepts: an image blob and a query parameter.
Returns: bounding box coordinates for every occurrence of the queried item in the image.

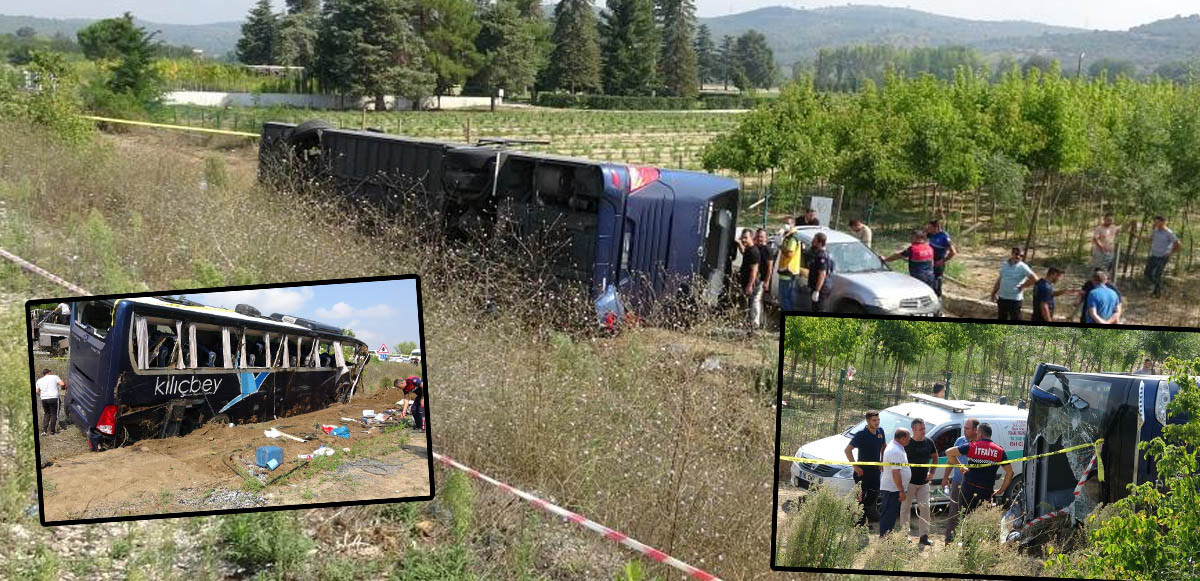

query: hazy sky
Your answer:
[0,0,1196,30]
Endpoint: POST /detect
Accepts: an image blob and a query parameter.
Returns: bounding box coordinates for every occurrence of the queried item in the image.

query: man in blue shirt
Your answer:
[925,220,957,298]
[844,410,886,525]
[1085,270,1122,324]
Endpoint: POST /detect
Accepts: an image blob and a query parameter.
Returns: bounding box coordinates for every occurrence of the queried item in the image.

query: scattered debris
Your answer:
[701,356,722,371]
[264,427,306,442]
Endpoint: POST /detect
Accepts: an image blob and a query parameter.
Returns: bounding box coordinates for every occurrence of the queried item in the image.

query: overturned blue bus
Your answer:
[66,297,371,449]
[258,122,740,323]
[1005,363,1187,546]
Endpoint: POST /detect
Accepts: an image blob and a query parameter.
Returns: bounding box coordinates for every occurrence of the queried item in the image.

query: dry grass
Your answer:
[0,121,788,580]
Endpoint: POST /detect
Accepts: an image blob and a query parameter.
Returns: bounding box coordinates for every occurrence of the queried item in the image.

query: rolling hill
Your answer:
[3,5,1199,71]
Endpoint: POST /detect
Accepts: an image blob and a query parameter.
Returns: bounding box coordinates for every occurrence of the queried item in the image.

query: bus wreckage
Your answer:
[258,121,740,326]
[65,296,371,450]
[1003,363,1185,547]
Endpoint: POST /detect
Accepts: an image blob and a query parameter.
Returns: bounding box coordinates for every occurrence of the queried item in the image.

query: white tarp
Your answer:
[221,327,233,368]
[188,323,198,368]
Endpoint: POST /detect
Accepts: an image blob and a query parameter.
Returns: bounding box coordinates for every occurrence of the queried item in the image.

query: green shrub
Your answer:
[778,483,865,568]
[926,505,1032,575]
[859,528,920,571]
[218,511,314,572]
[441,470,476,541]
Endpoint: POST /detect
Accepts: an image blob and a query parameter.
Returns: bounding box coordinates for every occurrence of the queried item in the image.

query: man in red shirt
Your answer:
[883,230,937,291]
[942,423,1013,544]
[398,376,426,432]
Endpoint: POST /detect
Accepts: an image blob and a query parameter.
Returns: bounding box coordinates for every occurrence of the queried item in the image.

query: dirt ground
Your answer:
[37,387,431,522]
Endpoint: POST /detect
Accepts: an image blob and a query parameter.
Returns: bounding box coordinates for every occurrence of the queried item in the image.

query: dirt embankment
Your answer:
[39,387,431,522]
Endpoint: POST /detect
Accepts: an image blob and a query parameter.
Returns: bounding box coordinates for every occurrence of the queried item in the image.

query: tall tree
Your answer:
[600,0,659,96]
[236,0,278,65]
[545,0,602,93]
[734,29,774,90]
[473,0,542,110]
[76,13,162,106]
[277,0,320,90]
[315,0,435,110]
[694,23,716,85]
[717,34,736,90]
[414,0,484,105]
[657,0,699,98]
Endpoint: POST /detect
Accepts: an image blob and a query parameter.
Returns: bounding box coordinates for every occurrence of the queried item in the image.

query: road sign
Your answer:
[378,343,389,354]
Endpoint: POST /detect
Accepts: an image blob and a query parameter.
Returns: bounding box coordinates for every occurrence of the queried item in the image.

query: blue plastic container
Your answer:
[256,445,283,469]
[331,426,350,439]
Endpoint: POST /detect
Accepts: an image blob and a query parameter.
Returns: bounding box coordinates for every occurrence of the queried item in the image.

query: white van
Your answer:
[789,393,1028,506]
[409,349,421,364]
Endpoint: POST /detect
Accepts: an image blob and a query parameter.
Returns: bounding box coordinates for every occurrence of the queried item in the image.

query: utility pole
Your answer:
[1076,52,1086,79]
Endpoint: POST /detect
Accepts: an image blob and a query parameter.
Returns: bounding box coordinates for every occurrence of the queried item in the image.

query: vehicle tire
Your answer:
[836,300,868,314]
[288,119,335,146]
[791,475,801,488]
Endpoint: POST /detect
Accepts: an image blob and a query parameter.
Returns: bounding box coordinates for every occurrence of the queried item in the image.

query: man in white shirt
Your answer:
[1133,358,1155,375]
[879,427,912,537]
[35,368,66,435]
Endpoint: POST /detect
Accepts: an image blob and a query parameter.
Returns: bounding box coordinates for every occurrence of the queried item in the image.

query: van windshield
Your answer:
[844,410,927,441]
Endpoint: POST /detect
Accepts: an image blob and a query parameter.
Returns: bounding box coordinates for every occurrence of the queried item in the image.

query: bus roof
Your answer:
[120,297,361,343]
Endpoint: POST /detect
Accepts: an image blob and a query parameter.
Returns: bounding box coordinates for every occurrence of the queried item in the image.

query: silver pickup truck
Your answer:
[30,307,71,355]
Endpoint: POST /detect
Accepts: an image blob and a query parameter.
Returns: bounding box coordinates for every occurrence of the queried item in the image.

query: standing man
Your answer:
[925,220,957,298]
[944,423,1014,544]
[1091,213,1121,272]
[932,383,946,399]
[737,229,763,330]
[940,418,979,543]
[1134,358,1155,374]
[1077,267,1122,323]
[35,368,66,436]
[991,247,1038,321]
[883,230,937,291]
[1144,216,1181,298]
[800,208,820,226]
[879,428,912,537]
[1084,269,1122,324]
[845,410,886,525]
[776,221,802,311]
[848,219,873,249]
[900,419,938,545]
[1032,267,1073,322]
[805,232,834,312]
[755,229,777,299]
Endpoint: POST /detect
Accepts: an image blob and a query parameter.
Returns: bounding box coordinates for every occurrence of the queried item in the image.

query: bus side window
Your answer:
[193,325,222,367]
[146,320,178,369]
[77,301,114,339]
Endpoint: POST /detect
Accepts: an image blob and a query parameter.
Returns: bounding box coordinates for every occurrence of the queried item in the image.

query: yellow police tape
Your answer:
[80,115,260,138]
[781,438,1104,482]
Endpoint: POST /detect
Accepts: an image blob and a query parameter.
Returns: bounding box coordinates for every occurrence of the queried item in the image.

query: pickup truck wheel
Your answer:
[836,300,867,314]
[791,475,801,488]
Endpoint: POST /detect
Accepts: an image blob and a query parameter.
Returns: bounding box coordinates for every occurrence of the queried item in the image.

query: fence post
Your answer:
[832,368,847,434]
[944,371,952,401]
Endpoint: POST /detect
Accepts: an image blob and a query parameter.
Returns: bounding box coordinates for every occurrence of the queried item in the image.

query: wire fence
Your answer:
[778,369,1027,466]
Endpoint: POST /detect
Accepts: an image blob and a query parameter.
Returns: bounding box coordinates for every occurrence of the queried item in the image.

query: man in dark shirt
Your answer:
[805,232,834,312]
[1032,267,1069,322]
[844,410,886,525]
[925,220,957,298]
[755,228,776,297]
[884,230,937,291]
[1077,267,1121,324]
[901,418,938,545]
[738,229,763,329]
[799,208,820,226]
[943,423,1013,543]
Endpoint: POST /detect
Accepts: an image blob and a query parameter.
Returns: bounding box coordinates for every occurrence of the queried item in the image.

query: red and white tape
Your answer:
[0,248,92,296]
[433,452,722,581]
[1023,450,1098,528]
